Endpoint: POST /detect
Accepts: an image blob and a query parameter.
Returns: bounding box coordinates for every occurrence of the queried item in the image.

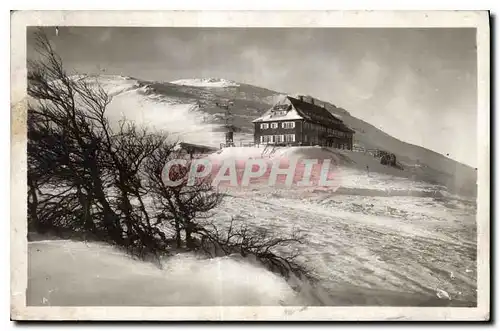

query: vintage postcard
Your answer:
[10,10,490,321]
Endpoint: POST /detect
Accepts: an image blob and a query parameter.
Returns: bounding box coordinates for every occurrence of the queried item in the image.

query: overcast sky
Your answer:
[27,27,478,167]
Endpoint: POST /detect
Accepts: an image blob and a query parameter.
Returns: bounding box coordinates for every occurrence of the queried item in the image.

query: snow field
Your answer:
[28,240,303,306]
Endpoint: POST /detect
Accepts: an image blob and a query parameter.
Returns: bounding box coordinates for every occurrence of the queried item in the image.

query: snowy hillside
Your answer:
[84,74,476,197]
[207,146,449,195]
[170,78,240,88]
[76,75,252,147]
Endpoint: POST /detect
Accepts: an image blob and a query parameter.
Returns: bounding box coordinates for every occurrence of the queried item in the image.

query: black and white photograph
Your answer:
[10,10,490,321]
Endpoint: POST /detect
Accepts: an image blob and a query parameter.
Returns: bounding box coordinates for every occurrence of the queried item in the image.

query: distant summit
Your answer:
[170,78,240,88]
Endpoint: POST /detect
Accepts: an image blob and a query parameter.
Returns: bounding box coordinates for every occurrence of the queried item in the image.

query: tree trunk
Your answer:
[175,221,182,248]
[27,174,40,232]
[185,224,195,249]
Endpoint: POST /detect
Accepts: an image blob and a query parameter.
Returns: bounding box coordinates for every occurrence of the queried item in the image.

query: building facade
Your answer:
[252,96,355,149]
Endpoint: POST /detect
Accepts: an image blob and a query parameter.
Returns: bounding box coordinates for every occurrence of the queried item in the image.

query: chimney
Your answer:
[311,98,315,105]
[298,95,304,102]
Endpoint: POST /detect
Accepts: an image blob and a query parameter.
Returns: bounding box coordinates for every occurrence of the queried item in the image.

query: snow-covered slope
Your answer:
[75,74,140,96]
[63,74,477,197]
[207,146,444,194]
[210,188,477,306]
[170,78,240,88]
[106,86,224,147]
[27,240,301,306]
[77,75,251,147]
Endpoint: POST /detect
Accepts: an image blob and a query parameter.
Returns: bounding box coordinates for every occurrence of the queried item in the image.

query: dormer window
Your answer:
[272,104,290,117]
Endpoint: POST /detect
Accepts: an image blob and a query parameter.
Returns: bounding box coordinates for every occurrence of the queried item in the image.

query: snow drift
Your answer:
[75,75,230,147]
[28,236,475,307]
[28,240,302,306]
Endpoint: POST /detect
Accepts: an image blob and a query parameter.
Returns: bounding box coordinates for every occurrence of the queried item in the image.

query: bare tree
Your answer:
[27,30,174,256]
[27,30,119,239]
[27,29,224,259]
[144,150,222,249]
[191,217,314,283]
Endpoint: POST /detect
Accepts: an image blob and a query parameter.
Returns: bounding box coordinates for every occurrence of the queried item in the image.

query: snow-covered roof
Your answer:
[252,106,303,122]
[253,96,355,133]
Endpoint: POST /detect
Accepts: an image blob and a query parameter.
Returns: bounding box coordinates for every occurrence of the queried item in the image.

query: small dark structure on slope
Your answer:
[217,100,240,148]
[378,150,404,170]
[178,142,218,158]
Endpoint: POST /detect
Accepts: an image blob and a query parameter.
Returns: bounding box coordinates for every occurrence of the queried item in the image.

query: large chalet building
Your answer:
[252,96,355,150]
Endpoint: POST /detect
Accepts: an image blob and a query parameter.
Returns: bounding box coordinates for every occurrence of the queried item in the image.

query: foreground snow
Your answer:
[28,240,301,306]
[28,188,476,307]
[209,188,477,305]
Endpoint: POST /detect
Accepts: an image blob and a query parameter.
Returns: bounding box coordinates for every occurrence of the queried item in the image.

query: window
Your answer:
[284,134,295,143]
[271,122,278,129]
[260,135,274,144]
[304,134,308,142]
[273,104,289,113]
[260,123,269,129]
[282,121,295,129]
[274,135,284,143]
